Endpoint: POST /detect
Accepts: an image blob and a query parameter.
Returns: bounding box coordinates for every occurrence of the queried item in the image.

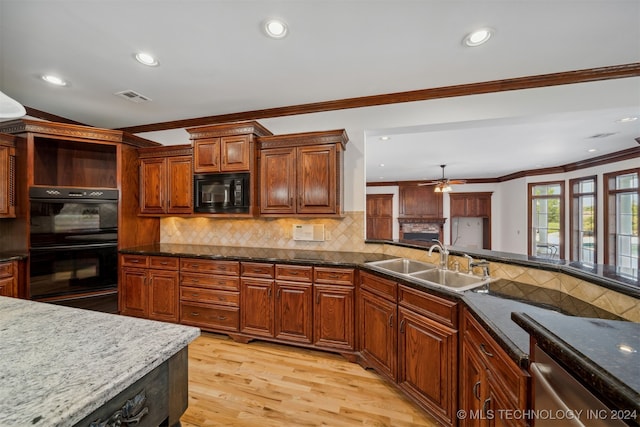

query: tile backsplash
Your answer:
[160,212,638,321]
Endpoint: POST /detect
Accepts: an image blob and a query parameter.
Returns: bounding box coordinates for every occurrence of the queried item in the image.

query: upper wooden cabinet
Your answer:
[0,135,17,218]
[399,183,443,218]
[258,129,348,217]
[186,121,272,174]
[450,192,492,218]
[138,145,193,215]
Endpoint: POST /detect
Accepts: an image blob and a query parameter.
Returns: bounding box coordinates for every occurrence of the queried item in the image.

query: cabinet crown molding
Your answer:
[186,121,273,139]
[258,129,348,150]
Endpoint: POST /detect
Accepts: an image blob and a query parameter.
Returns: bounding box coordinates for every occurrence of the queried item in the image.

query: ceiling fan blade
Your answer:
[448,179,466,184]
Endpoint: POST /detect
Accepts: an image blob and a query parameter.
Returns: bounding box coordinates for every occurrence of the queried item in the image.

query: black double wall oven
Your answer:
[29,187,119,313]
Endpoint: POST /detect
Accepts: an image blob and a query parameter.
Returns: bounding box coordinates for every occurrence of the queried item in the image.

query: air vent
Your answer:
[587,132,617,139]
[114,90,151,103]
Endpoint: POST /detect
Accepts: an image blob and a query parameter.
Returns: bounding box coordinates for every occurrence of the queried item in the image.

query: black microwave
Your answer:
[194,173,250,213]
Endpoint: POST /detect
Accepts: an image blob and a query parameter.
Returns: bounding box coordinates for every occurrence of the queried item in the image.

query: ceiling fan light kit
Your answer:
[421,164,466,192]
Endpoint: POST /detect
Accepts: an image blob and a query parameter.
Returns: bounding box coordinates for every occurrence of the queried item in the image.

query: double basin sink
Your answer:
[366,258,491,292]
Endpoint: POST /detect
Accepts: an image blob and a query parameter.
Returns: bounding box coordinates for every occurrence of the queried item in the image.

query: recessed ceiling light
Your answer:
[379,163,385,167]
[41,75,67,86]
[617,344,636,354]
[616,116,638,123]
[379,136,391,141]
[463,28,493,47]
[263,18,288,39]
[135,52,159,67]
[588,148,597,153]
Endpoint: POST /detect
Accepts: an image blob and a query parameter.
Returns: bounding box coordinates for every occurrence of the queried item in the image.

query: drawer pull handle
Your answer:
[217,316,227,321]
[399,319,406,333]
[276,288,281,299]
[131,259,139,263]
[191,293,199,297]
[191,312,199,316]
[160,261,168,265]
[388,314,393,328]
[473,381,481,400]
[482,397,491,415]
[479,343,494,357]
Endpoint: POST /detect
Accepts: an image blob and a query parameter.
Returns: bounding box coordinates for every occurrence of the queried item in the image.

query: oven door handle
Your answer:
[30,242,117,251]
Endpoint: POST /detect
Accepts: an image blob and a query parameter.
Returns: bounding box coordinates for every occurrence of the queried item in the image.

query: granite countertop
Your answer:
[512,311,640,416]
[0,251,28,263]
[0,297,200,427]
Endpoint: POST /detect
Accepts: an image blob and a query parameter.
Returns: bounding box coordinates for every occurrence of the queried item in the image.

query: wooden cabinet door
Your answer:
[260,147,296,214]
[450,195,468,217]
[398,307,457,426]
[296,144,337,214]
[399,184,443,218]
[193,138,221,173]
[314,284,354,351]
[476,196,491,217]
[359,289,397,381]
[460,338,486,427]
[274,281,313,344]
[240,277,274,337]
[0,277,14,297]
[220,135,250,172]
[366,194,393,240]
[0,144,15,218]
[149,269,179,322]
[140,157,166,214]
[120,267,148,317]
[166,155,193,214]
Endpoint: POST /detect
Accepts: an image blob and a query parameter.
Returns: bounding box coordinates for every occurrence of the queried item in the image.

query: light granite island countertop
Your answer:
[0,297,200,427]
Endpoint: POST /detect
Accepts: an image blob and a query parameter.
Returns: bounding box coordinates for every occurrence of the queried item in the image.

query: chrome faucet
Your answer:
[462,254,474,274]
[469,259,491,280]
[428,239,449,270]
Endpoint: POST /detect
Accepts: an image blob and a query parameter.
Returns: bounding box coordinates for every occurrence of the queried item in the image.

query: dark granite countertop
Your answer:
[0,251,28,263]
[512,311,640,417]
[367,240,640,299]
[121,243,639,409]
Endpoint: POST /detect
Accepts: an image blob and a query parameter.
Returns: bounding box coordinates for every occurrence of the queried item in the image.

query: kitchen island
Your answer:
[0,297,199,427]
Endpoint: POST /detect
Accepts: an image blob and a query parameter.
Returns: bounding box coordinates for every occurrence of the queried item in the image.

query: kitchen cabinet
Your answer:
[120,255,180,322]
[313,267,355,352]
[366,194,393,240]
[460,308,529,427]
[138,145,193,215]
[450,192,492,217]
[0,137,16,218]
[240,263,313,345]
[187,121,272,174]
[399,183,443,218]
[180,258,240,332]
[358,270,398,381]
[0,260,17,297]
[398,285,458,427]
[258,129,348,216]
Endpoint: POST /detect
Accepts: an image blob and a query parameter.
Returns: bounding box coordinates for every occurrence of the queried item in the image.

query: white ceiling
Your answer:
[0,0,639,182]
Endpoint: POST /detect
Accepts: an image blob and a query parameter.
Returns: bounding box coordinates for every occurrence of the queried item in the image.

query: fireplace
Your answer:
[398,217,446,243]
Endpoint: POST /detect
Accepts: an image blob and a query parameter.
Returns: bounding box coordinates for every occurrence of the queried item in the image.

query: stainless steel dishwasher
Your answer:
[530,345,628,427]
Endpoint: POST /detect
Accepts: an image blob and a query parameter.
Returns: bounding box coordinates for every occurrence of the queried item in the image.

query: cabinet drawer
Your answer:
[314,267,354,285]
[463,311,525,405]
[180,272,239,291]
[276,264,313,282]
[149,256,179,270]
[121,254,148,268]
[180,286,239,307]
[360,271,397,301]
[399,285,457,329]
[241,262,274,278]
[180,301,239,332]
[0,261,13,278]
[180,258,240,276]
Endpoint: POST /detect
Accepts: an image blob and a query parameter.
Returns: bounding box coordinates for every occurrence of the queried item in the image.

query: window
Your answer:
[570,176,597,263]
[529,182,564,260]
[604,168,639,270]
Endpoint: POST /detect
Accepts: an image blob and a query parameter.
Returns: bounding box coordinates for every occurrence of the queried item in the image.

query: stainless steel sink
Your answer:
[366,257,490,292]
[409,269,489,291]
[366,258,436,274]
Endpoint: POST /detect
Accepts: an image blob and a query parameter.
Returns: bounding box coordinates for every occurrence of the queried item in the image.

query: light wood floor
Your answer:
[180,333,439,427]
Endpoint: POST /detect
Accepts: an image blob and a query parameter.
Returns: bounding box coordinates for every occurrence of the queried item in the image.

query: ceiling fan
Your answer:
[419,164,466,192]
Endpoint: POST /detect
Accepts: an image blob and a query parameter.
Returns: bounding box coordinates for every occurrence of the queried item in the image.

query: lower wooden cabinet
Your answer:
[120,255,180,322]
[0,260,17,297]
[313,267,355,351]
[460,308,530,427]
[179,258,240,332]
[358,271,398,381]
[397,286,458,427]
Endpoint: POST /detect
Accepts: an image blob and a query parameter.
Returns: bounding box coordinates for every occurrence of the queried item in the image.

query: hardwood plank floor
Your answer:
[180,333,439,427]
